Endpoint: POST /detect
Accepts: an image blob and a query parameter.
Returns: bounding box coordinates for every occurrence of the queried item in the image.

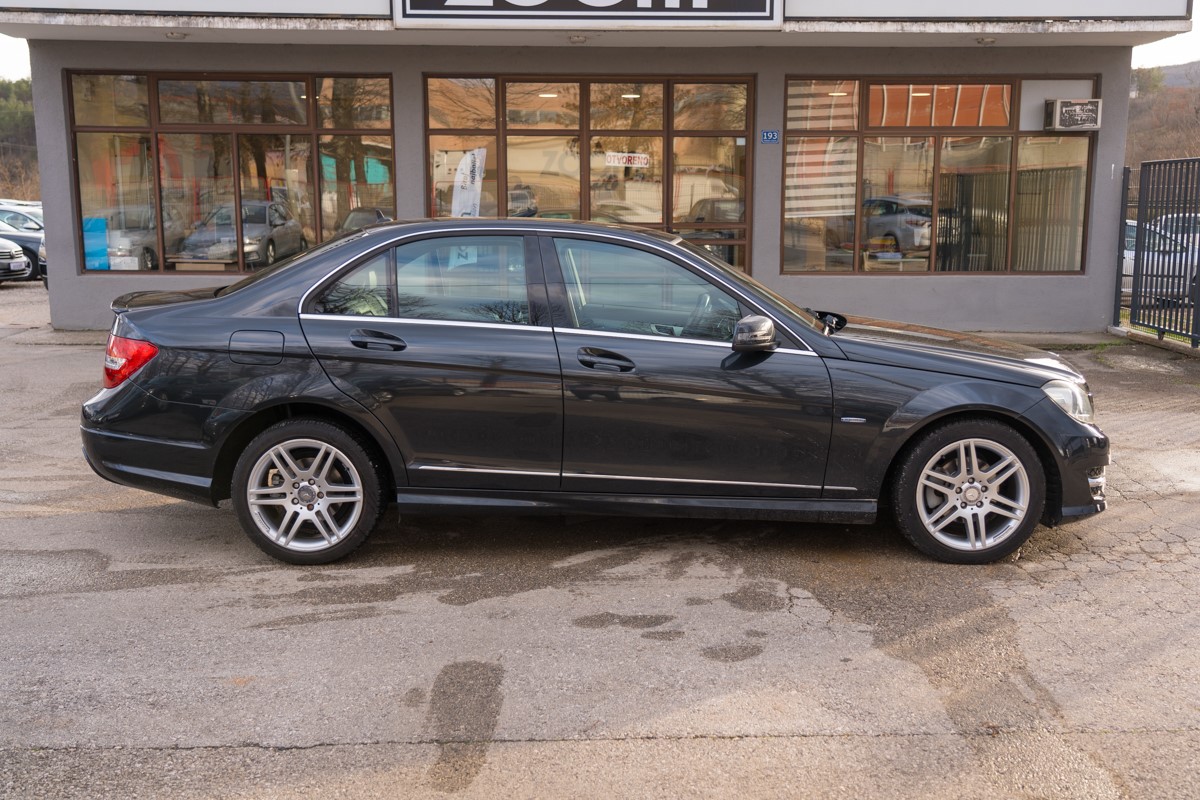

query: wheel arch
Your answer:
[875,408,1062,525]
[210,401,400,504]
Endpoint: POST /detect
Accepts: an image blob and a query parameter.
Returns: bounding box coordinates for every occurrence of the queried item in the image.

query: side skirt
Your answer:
[393,488,877,525]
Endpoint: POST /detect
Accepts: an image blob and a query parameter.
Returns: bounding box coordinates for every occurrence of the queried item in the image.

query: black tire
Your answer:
[891,418,1046,564]
[231,418,386,564]
[21,248,39,281]
[265,240,276,265]
[299,237,308,252]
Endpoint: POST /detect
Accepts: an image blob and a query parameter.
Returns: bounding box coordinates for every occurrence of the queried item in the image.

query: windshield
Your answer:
[677,239,826,333]
[215,230,368,297]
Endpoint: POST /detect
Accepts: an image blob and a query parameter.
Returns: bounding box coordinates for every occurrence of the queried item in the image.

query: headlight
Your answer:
[243,236,262,246]
[37,242,46,259]
[1043,380,1095,424]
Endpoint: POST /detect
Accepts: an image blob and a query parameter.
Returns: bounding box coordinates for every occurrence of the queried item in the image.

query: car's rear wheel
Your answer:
[891,419,1045,564]
[232,419,384,564]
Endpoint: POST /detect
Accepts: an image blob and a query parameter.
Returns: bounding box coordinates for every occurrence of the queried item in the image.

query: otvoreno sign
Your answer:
[605,152,652,168]
[400,0,778,27]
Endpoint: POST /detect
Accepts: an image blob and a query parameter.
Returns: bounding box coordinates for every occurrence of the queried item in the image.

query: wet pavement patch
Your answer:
[425,661,505,793]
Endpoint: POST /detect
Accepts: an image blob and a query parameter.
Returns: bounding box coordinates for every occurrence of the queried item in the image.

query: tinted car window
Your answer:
[554,238,739,342]
[317,235,530,324]
[315,251,393,317]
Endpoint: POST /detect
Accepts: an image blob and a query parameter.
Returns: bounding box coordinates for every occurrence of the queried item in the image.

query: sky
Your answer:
[0,12,1197,79]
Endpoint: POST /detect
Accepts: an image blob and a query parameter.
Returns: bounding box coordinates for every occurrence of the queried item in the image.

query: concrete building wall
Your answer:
[31,39,1131,330]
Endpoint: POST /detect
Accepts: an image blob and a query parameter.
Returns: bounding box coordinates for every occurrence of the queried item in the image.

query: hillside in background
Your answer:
[1162,60,1200,88]
[1127,63,1200,167]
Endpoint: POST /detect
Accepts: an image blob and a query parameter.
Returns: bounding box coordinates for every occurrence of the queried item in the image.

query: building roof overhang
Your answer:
[0,11,1189,48]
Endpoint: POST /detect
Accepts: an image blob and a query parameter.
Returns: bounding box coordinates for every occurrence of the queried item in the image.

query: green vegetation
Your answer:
[0,77,37,200]
[1127,61,1200,166]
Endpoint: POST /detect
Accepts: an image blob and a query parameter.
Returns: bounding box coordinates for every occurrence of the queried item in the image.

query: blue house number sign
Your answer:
[760,130,780,144]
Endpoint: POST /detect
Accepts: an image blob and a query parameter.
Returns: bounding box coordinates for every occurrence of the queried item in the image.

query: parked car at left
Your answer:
[0,203,43,233]
[0,219,45,280]
[1123,219,1198,303]
[0,235,34,283]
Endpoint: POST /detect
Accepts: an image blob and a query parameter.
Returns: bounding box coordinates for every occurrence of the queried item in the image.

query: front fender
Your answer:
[824,359,1045,500]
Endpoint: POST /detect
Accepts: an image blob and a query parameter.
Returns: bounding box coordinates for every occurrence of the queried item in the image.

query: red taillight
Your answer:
[103,334,158,389]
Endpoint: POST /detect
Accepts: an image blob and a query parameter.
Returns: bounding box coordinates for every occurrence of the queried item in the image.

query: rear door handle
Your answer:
[577,347,635,373]
[349,329,407,352]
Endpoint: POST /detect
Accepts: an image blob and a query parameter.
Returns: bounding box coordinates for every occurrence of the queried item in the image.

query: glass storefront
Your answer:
[71,72,394,273]
[783,78,1093,275]
[426,76,752,270]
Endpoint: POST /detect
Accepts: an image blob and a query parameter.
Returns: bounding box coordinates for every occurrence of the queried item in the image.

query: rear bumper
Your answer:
[81,424,217,505]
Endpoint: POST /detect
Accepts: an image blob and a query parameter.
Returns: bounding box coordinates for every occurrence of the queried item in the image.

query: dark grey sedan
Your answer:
[82,220,1108,565]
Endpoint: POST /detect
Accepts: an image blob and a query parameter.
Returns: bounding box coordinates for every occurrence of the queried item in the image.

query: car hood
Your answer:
[111,286,220,313]
[830,316,1084,386]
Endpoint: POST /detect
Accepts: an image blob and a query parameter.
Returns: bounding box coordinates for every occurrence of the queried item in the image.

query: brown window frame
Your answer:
[68,70,394,276]
[781,75,1098,277]
[425,74,755,273]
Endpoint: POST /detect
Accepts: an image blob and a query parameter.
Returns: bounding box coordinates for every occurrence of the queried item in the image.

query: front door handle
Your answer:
[577,347,635,373]
[349,329,407,352]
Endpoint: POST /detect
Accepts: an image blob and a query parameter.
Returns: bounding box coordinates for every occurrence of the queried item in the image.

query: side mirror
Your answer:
[22,222,40,231]
[732,315,778,353]
[812,310,848,333]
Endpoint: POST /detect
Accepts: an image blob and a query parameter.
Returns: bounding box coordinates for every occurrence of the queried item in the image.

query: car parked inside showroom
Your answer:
[82,219,1108,565]
[178,201,307,267]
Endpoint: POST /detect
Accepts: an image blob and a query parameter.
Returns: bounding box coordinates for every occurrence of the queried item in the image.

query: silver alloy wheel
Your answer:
[915,437,1031,552]
[244,437,364,553]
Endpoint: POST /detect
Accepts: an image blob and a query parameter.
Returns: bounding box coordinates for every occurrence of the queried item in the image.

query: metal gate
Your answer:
[1122,158,1200,348]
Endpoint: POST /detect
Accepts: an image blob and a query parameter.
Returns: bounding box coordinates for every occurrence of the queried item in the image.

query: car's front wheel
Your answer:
[231,419,385,564]
[891,419,1046,563]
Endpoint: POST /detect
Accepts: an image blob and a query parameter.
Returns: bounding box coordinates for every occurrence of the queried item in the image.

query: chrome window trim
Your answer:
[563,472,821,491]
[295,224,817,356]
[555,328,820,356]
[299,312,553,334]
[298,224,684,314]
[554,327,733,349]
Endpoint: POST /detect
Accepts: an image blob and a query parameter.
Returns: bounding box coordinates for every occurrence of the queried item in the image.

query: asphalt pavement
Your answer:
[1,280,1198,799]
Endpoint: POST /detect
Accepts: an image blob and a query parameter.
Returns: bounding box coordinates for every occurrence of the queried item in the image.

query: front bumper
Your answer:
[1021,398,1110,525]
[0,256,32,282]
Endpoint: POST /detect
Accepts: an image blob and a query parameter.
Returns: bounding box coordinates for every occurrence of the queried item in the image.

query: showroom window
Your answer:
[71,73,394,273]
[782,79,1093,275]
[426,76,752,271]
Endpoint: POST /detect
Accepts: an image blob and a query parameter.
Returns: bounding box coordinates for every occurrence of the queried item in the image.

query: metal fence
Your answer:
[1120,158,1200,348]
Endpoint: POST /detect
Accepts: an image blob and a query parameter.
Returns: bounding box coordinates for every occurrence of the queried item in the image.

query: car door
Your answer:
[300,233,563,490]
[544,234,833,498]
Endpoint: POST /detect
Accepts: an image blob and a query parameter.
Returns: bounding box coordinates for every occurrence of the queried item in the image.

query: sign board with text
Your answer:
[400,0,779,26]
